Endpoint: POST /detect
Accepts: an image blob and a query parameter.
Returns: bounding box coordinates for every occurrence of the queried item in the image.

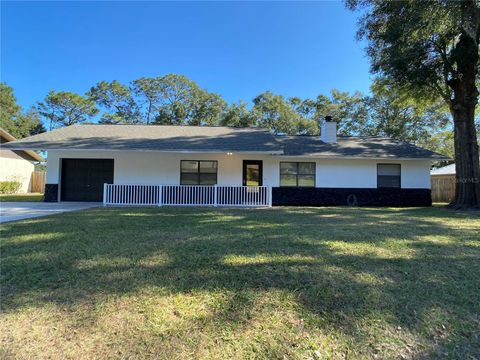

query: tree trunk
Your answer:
[451,105,480,209]
[146,102,152,125]
[449,31,480,209]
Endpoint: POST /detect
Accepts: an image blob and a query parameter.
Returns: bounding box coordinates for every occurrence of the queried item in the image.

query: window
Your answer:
[181,161,218,185]
[280,162,315,187]
[377,164,401,188]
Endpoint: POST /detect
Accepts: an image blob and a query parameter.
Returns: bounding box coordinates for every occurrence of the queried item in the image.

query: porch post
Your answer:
[103,183,107,206]
[158,185,163,207]
[268,186,272,207]
[214,184,218,207]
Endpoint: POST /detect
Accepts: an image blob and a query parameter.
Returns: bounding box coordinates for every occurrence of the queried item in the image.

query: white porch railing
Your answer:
[103,184,272,207]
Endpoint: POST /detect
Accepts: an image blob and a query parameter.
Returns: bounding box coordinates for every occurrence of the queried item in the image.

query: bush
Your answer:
[0,181,22,194]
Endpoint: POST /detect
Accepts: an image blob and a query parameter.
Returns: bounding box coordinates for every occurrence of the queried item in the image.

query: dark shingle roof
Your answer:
[3,124,449,160]
[275,135,447,159]
[2,124,283,153]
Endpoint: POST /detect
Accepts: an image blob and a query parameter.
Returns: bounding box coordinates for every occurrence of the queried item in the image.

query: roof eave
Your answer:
[2,145,284,155]
[21,149,44,162]
[275,154,450,161]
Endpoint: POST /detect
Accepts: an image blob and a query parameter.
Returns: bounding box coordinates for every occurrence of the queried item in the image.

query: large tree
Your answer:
[87,80,141,124]
[312,90,369,135]
[37,91,99,129]
[220,101,258,128]
[132,75,226,126]
[10,109,46,138]
[347,0,480,208]
[152,74,199,125]
[0,83,21,123]
[365,79,450,143]
[188,91,226,126]
[0,83,45,138]
[131,77,164,125]
[287,90,370,136]
[418,130,455,168]
[252,91,318,135]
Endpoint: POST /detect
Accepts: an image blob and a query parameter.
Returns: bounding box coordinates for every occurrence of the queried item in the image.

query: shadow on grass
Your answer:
[1,206,479,358]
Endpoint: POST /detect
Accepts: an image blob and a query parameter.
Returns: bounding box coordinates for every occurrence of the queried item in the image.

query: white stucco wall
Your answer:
[0,155,34,193]
[313,158,431,189]
[46,151,278,186]
[46,150,431,190]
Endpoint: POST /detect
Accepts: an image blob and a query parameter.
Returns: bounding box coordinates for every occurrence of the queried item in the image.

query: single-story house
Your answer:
[0,127,44,193]
[3,118,447,206]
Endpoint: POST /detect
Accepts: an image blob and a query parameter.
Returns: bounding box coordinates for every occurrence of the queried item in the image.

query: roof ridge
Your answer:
[75,124,268,131]
[275,134,399,141]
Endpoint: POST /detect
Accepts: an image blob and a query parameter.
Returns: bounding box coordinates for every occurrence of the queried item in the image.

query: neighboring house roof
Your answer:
[431,163,456,175]
[0,127,44,162]
[276,135,447,160]
[2,124,448,160]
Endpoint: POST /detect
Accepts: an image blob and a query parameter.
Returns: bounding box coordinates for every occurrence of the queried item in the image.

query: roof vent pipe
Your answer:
[321,116,337,143]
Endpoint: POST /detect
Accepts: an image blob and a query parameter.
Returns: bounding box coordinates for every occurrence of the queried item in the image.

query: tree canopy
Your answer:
[130,75,226,126]
[37,91,99,129]
[220,101,258,128]
[0,83,45,138]
[365,79,450,142]
[87,80,141,124]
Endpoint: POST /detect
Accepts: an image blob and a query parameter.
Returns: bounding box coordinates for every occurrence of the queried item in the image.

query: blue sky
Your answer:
[1,1,371,110]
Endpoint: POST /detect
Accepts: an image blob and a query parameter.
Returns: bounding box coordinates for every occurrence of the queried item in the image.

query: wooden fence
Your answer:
[31,170,46,193]
[431,175,455,203]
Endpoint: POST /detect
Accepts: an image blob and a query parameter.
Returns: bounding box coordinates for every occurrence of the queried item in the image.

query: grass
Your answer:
[0,193,44,202]
[1,206,479,359]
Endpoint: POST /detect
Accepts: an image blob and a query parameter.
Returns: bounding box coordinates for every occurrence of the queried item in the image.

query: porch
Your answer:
[103,184,272,207]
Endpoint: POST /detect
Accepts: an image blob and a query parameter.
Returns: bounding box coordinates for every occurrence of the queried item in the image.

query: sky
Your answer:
[1,1,371,110]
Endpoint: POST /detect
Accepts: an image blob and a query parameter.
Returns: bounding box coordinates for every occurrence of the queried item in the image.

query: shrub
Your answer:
[0,181,22,194]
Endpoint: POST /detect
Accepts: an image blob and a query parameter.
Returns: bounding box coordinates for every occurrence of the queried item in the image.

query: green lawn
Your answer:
[1,206,479,359]
[0,193,44,202]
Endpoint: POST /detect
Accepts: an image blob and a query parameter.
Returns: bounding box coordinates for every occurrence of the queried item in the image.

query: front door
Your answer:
[242,160,263,186]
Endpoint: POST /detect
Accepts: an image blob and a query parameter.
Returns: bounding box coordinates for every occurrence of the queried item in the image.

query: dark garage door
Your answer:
[61,159,114,201]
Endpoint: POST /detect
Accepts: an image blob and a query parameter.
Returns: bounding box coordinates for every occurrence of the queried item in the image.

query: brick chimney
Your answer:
[321,116,337,143]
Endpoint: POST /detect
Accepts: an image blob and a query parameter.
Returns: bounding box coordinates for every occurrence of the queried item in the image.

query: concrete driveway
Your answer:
[0,202,100,223]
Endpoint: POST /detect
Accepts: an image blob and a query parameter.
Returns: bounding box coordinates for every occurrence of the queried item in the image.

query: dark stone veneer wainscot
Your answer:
[44,184,59,202]
[272,187,432,207]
